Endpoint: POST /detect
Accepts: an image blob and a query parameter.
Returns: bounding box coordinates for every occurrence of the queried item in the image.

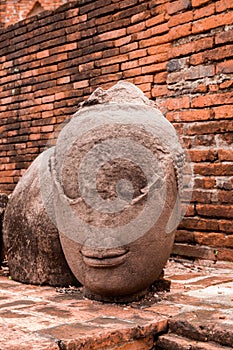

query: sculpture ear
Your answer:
[165,195,182,235]
[164,150,184,235]
[166,149,194,235]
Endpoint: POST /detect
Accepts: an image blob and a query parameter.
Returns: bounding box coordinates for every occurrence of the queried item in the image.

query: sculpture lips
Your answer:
[81,247,129,268]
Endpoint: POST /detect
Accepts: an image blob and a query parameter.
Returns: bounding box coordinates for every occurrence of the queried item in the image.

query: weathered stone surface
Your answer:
[169,314,233,347]
[0,193,8,263]
[157,334,233,350]
[0,324,60,350]
[2,152,77,286]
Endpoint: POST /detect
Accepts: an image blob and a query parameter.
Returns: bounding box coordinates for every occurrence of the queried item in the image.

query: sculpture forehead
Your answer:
[54,104,181,167]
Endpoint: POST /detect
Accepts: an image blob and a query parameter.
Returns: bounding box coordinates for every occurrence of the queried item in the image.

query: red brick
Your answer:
[0,176,14,183]
[0,170,20,178]
[119,0,138,9]
[42,111,54,119]
[66,32,81,42]
[57,76,70,85]
[145,14,165,28]
[185,120,232,136]
[175,230,195,243]
[179,217,216,231]
[153,72,167,84]
[196,204,233,218]
[139,34,170,48]
[191,190,213,203]
[128,49,147,60]
[169,37,214,58]
[189,149,217,162]
[133,75,154,84]
[168,11,193,27]
[166,109,212,122]
[193,3,215,20]
[169,23,192,40]
[218,190,233,204]
[127,22,146,35]
[195,163,233,176]
[192,12,233,34]
[36,50,50,59]
[148,43,171,56]
[139,53,167,66]
[120,42,138,54]
[29,134,41,141]
[219,219,233,233]
[208,84,219,92]
[136,23,169,41]
[41,125,54,133]
[166,96,190,110]
[137,83,152,95]
[131,11,150,24]
[216,59,233,74]
[121,60,138,70]
[42,95,55,103]
[193,232,232,248]
[217,248,233,262]
[191,92,233,108]
[192,0,214,7]
[115,35,132,47]
[152,85,169,97]
[2,60,13,69]
[215,29,233,44]
[79,61,94,72]
[218,149,233,161]
[168,0,191,15]
[216,0,233,12]
[194,177,216,189]
[220,80,233,90]
[66,7,80,19]
[101,64,120,74]
[190,44,233,65]
[95,54,128,67]
[97,28,126,42]
[153,3,168,14]
[123,67,142,78]
[214,105,233,119]
[50,43,77,56]
[4,163,17,170]
[141,62,166,74]
[192,134,215,147]
[90,72,123,86]
[172,242,217,260]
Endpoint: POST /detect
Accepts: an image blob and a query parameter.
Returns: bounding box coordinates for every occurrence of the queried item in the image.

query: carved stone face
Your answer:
[58,159,178,301]
[50,82,185,301]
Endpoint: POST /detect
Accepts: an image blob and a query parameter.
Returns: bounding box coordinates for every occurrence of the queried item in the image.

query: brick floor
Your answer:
[0,259,232,349]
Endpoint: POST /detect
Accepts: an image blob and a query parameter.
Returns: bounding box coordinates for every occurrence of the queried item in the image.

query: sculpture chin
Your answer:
[81,247,129,268]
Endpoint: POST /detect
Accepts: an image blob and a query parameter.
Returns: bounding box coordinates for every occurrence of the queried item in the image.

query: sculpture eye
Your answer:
[96,158,147,204]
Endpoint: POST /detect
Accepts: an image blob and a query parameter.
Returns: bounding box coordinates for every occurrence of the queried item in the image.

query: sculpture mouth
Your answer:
[81,247,129,268]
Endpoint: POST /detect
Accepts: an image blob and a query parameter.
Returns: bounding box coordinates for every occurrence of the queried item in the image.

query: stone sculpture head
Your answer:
[41,81,187,301]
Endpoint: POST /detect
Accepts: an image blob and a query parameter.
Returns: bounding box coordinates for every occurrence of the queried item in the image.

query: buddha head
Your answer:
[41,82,191,301]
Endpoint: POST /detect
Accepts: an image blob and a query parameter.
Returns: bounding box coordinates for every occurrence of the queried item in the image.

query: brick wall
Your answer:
[0,0,71,27]
[0,0,232,261]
